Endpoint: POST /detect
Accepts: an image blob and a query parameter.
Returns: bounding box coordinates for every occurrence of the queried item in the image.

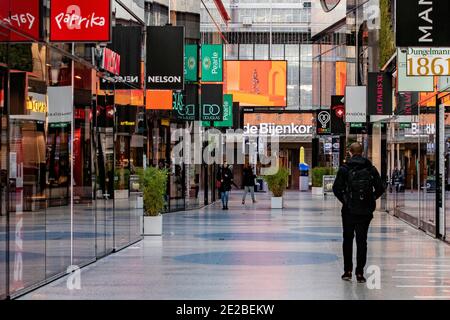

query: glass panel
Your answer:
[0,67,7,299]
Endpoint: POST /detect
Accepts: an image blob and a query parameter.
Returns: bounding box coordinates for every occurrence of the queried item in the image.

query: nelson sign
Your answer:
[396,0,450,47]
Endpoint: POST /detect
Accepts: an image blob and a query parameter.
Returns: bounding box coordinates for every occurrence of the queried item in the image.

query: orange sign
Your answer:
[146,90,172,110]
[244,113,313,126]
[224,61,287,107]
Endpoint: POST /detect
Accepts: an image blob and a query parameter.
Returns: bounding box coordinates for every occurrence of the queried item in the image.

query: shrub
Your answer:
[312,167,336,188]
[264,167,289,197]
[137,167,168,217]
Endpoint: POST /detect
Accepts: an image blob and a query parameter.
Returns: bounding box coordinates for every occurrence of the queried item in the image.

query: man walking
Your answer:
[333,142,385,283]
[242,164,257,205]
[217,161,234,210]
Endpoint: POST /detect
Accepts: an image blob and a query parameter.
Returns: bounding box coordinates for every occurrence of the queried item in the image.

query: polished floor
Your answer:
[20,191,450,300]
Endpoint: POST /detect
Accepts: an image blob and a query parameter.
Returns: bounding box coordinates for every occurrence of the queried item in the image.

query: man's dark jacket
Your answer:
[243,167,256,187]
[333,156,385,221]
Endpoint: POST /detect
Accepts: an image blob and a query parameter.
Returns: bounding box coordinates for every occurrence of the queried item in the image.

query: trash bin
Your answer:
[299,163,310,192]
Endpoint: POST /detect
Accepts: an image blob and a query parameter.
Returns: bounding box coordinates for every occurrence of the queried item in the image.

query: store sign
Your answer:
[396,0,450,47]
[201,44,223,82]
[316,110,331,135]
[185,45,198,82]
[405,123,436,136]
[397,48,434,92]
[100,26,142,89]
[345,86,366,123]
[201,84,223,121]
[48,86,73,123]
[26,95,47,113]
[406,48,450,76]
[244,123,313,136]
[94,47,120,75]
[173,86,198,122]
[396,92,419,116]
[0,0,41,42]
[368,72,392,116]
[214,94,233,127]
[50,0,111,42]
[146,26,184,90]
[331,96,345,135]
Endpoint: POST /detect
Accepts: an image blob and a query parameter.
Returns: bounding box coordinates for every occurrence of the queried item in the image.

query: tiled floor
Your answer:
[20,191,450,300]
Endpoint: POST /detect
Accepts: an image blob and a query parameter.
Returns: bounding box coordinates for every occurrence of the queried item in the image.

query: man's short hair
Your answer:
[349,142,363,156]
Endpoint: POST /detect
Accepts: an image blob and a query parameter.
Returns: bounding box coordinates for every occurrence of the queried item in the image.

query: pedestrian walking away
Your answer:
[332,142,385,284]
[242,164,257,204]
[217,161,234,210]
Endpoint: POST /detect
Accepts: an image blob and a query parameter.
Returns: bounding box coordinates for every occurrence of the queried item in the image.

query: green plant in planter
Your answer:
[312,167,337,188]
[264,167,289,197]
[137,167,168,217]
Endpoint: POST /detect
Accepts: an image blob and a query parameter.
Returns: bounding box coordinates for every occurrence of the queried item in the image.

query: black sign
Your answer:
[368,72,392,116]
[201,84,223,122]
[100,26,142,90]
[316,110,331,135]
[331,96,345,135]
[173,84,198,121]
[396,92,419,116]
[396,0,450,47]
[146,26,185,90]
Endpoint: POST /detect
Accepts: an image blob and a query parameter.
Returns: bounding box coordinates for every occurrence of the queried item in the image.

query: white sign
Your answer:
[48,86,73,123]
[397,48,434,92]
[244,123,313,136]
[407,48,450,76]
[345,86,367,123]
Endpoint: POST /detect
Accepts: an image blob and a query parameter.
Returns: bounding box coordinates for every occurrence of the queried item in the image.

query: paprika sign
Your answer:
[0,0,41,42]
[50,0,111,42]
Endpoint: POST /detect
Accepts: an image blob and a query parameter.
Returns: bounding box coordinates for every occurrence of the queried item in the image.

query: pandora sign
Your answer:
[50,0,111,42]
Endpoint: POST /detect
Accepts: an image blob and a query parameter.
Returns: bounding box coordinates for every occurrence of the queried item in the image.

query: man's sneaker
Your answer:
[341,272,352,281]
[356,274,366,283]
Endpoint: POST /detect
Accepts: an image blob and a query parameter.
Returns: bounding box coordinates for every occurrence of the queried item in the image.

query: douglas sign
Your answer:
[50,0,111,42]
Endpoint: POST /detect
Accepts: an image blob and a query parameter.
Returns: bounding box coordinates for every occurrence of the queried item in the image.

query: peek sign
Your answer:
[50,0,111,42]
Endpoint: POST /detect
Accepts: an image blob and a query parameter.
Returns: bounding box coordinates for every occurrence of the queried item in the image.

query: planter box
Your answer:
[312,187,323,195]
[271,197,283,209]
[143,215,162,236]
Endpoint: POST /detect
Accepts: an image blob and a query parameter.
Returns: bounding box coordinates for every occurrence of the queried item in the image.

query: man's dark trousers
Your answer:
[342,215,372,274]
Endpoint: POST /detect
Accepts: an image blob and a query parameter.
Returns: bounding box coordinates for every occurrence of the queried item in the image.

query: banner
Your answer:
[396,92,419,116]
[146,90,172,110]
[368,72,392,116]
[0,0,41,42]
[396,0,450,47]
[201,44,223,82]
[331,95,345,135]
[185,45,198,82]
[100,26,142,90]
[214,94,233,127]
[201,84,223,122]
[50,0,111,42]
[48,86,73,123]
[397,48,434,92]
[146,26,184,90]
[93,47,120,75]
[316,110,331,135]
[224,61,287,107]
[173,85,198,121]
[345,86,366,123]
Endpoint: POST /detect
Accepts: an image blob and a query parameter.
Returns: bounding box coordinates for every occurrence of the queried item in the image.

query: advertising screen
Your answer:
[224,61,287,108]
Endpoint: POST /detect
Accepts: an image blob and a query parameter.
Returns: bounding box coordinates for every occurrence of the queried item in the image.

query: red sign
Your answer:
[50,0,111,42]
[102,48,120,75]
[0,0,40,42]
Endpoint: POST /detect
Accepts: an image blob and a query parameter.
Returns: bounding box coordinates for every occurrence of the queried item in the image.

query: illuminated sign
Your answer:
[0,0,40,42]
[26,95,47,113]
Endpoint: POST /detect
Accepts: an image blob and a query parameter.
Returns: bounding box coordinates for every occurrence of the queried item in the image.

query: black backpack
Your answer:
[346,166,375,215]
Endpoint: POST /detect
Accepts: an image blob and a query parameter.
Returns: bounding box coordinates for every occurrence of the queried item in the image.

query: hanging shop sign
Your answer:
[201,44,223,82]
[396,0,450,47]
[185,44,198,83]
[368,72,392,116]
[0,0,41,42]
[48,86,73,123]
[201,84,223,122]
[406,48,450,76]
[397,48,434,92]
[100,26,142,90]
[50,0,111,42]
[26,94,47,113]
[146,90,172,110]
[396,92,419,116]
[331,95,346,135]
[316,110,331,135]
[146,26,184,90]
[173,85,198,121]
[93,47,120,75]
[214,94,233,127]
[345,86,367,123]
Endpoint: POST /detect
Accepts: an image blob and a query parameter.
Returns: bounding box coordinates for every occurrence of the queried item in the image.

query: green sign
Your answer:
[350,123,364,128]
[201,44,223,82]
[200,121,210,127]
[184,45,198,82]
[399,123,412,129]
[214,95,233,127]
